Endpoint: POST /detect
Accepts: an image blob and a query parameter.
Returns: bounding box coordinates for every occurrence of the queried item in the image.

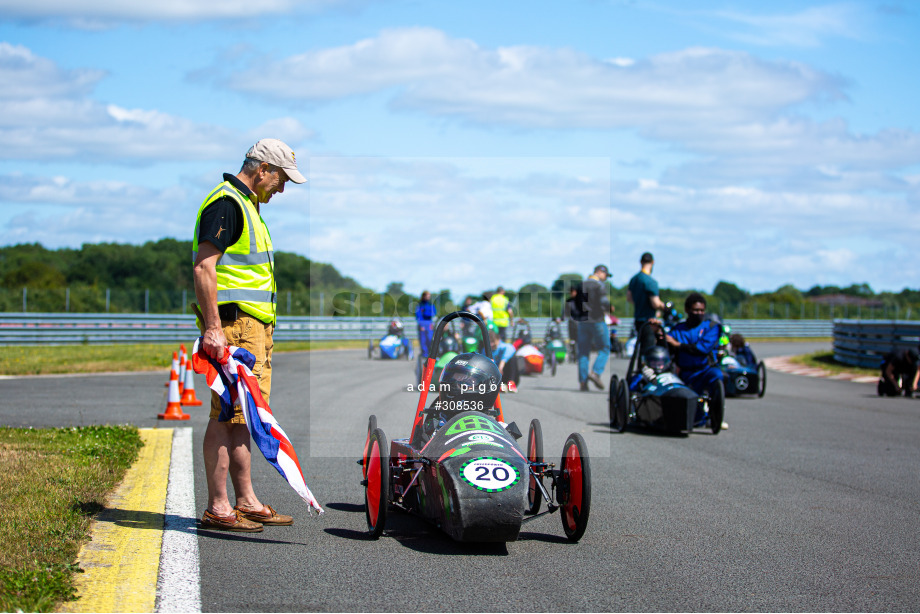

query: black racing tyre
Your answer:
[757,361,767,398]
[614,380,628,433]
[361,415,377,478]
[367,340,373,360]
[559,433,591,542]
[364,427,389,539]
[526,419,544,515]
[550,351,558,377]
[709,380,725,435]
[607,374,619,427]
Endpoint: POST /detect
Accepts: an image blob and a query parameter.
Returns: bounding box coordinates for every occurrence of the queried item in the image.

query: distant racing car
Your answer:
[608,324,724,436]
[368,318,413,360]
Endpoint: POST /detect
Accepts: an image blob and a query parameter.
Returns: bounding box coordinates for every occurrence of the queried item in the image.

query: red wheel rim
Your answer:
[367,441,381,526]
[562,443,583,532]
[362,430,371,477]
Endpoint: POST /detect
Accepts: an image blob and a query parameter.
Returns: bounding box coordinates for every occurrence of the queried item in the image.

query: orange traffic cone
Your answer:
[178,353,186,396]
[165,351,179,387]
[180,360,203,406]
[158,361,190,420]
[179,344,188,389]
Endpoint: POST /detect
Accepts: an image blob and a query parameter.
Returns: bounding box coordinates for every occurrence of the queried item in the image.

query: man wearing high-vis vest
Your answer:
[490,286,514,342]
[192,138,306,532]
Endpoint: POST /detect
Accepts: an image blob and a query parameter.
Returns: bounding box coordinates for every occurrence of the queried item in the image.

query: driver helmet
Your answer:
[440,334,460,353]
[388,319,403,334]
[642,346,671,374]
[438,352,501,412]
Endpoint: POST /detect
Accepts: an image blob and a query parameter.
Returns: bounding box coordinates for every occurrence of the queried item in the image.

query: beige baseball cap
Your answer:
[245,138,307,184]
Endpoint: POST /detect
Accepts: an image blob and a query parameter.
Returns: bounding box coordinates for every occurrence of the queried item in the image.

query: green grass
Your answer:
[0,425,143,612]
[0,340,368,376]
[789,350,878,377]
[0,338,830,377]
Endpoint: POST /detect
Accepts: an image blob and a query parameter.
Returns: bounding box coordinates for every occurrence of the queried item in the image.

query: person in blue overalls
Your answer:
[415,290,438,358]
[653,292,724,425]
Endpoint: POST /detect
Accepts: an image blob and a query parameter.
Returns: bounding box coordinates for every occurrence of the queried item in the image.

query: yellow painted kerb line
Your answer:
[61,428,173,614]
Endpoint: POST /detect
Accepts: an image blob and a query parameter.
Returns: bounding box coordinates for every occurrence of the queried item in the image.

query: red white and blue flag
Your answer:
[191,338,323,514]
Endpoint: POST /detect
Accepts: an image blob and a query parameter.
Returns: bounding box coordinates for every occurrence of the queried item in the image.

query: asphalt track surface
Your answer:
[3,341,920,612]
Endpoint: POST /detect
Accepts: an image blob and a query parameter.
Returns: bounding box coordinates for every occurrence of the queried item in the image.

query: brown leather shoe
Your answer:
[234,504,293,526]
[200,509,263,532]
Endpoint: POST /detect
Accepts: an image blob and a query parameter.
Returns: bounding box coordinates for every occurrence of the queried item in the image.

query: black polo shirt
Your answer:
[196,174,255,253]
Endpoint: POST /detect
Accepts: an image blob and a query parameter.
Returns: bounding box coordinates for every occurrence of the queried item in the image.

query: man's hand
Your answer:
[201,325,228,362]
[664,334,680,349]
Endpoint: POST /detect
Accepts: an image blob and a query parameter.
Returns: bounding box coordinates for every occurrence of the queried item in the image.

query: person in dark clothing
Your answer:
[563,283,587,358]
[627,252,665,357]
[415,290,437,357]
[878,348,920,397]
[577,264,611,391]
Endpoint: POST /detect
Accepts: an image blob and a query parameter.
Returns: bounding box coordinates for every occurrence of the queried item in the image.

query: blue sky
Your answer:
[1,0,918,298]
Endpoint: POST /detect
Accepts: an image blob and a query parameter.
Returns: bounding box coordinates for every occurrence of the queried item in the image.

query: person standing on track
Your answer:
[415,290,437,357]
[577,265,611,391]
[628,252,666,356]
[490,286,514,342]
[192,138,306,532]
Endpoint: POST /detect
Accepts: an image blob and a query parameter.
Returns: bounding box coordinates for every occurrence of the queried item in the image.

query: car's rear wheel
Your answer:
[526,419,544,515]
[607,374,619,427]
[367,340,373,359]
[614,380,628,433]
[709,380,725,435]
[757,361,767,398]
[550,351,557,376]
[559,433,591,542]
[361,414,377,478]
[364,427,389,539]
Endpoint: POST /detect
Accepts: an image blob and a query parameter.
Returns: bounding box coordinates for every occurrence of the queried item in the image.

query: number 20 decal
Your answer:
[460,457,520,493]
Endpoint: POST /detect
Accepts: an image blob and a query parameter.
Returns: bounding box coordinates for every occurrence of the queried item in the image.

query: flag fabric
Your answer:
[191,337,323,514]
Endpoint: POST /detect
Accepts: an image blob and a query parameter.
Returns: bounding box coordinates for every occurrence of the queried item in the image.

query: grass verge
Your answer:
[0,425,143,613]
[0,340,368,376]
[0,338,828,377]
[789,350,878,377]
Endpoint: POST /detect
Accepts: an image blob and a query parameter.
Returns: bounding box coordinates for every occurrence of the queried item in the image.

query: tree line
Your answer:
[1,240,918,320]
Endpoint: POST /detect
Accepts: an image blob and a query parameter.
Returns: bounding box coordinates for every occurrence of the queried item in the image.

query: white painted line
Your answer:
[156,427,202,613]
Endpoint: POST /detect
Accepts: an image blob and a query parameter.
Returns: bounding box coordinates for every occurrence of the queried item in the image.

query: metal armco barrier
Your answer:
[832,320,920,369]
[0,313,835,345]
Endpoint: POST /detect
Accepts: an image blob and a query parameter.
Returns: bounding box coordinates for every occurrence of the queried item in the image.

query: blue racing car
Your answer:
[368,318,413,360]
[608,324,724,435]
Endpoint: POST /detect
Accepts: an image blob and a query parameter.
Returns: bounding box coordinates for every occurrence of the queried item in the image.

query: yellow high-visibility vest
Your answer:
[491,294,510,327]
[193,181,276,325]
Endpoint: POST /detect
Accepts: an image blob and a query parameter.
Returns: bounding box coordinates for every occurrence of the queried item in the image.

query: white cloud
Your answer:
[0,0,362,24]
[710,3,864,47]
[0,43,312,162]
[225,28,845,131]
[612,178,920,292]
[0,42,103,99]
[212,27,920,195]
[306,156,611,295]
[0,177,192,248]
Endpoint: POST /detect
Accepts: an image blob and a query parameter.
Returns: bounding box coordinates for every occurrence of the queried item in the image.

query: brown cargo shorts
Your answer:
[202,312,274,424]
